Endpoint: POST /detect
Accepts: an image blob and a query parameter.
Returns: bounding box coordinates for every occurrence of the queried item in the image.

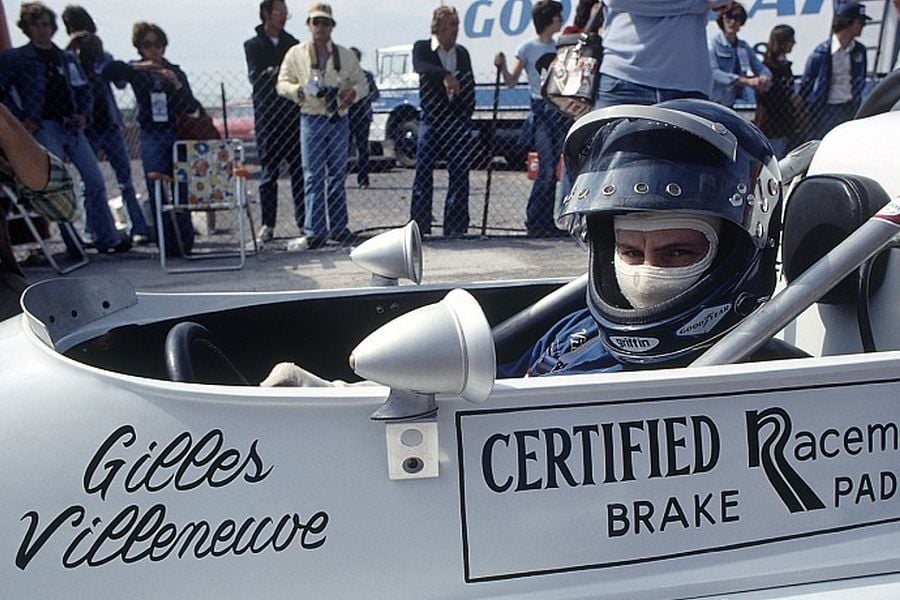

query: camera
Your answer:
[305,73,340,114]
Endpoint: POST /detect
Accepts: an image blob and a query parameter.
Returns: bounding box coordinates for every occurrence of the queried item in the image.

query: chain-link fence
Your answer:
[62,66,882,258]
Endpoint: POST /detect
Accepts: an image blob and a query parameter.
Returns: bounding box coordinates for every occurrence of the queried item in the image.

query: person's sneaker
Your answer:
[330,229,358,243]
[526,227,569,239]
[286,236,309,251]
[132,233,152,245]
[256,224,274,244]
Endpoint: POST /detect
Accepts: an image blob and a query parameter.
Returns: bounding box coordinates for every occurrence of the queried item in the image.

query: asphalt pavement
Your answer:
[19,233,587,294]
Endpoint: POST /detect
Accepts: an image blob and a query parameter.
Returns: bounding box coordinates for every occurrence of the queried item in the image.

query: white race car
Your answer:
[2,82,900,599]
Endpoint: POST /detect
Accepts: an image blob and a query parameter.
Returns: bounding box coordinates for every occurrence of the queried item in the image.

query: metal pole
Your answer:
[691,207,900,367]
[220,82,229,139]
[480,65,502,237]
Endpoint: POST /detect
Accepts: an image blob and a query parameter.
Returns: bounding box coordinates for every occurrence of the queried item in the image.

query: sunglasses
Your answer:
[723,12,745,22]
[310,17,333,27]
[140,39,164,49]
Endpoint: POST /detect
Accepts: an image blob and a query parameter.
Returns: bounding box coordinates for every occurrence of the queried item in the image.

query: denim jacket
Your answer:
[708,31,771,107]
[0,43,92,124]
[798,38,867,113]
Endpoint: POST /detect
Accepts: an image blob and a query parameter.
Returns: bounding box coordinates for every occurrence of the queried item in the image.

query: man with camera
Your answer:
[276,2,368,249]
[0,2,128,255]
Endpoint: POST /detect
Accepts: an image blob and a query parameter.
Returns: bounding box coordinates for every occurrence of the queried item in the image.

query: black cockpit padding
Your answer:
[782,174,890,304]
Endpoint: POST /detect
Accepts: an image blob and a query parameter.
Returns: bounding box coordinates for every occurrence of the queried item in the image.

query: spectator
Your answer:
[105,22,204,254]
[755,25,808,157]
[244,0,304,246]
[0,103,75,320]
[276,3,368,249]
[594,0,735,108]
[0,2,129,254]
[562,0,600,35]
[799,1,870,141]
[495,0,570,238]
[708,2,772,108]
[408,5,475,238]
[348,47,379,189]
[62,5,152,245]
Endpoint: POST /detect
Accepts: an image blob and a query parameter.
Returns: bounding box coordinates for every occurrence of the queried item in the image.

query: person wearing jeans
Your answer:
[410,114,471,236]
[495,0,570,237]
[409,6,475,237]
[276,3,368,248]
[0,2,127,253]
[299,113,350,243]
[63,6,151,243]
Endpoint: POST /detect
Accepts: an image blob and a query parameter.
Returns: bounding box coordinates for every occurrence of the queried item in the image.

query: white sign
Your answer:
[457,380,900,582]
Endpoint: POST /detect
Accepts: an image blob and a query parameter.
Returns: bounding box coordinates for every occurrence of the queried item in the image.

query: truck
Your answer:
[369,0,900,167]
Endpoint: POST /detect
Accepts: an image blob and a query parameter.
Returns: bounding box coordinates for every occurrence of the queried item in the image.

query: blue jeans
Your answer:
[527,99,571,231]
[349,115,371,187]
[300,114,350,241]
[257,122,304,231]
[409,116,472,236]
[594,74,708,109]
[88,127,150,237]
[140,126,194,253]
[34,119,121,250]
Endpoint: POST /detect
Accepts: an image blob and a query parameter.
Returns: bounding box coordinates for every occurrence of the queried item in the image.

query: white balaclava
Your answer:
[613,213,721,309]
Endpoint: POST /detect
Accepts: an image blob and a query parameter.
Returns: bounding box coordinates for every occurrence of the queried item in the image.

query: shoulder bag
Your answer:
[541,4,604,119]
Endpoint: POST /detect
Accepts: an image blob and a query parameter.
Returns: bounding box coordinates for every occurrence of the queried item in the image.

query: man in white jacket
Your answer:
[276,2,368,249]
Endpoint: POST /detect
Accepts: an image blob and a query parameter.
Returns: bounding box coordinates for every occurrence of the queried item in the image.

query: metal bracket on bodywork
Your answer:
[21,277,137,348]
[385,420,439,480]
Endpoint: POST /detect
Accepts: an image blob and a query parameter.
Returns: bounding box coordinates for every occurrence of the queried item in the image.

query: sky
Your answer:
[1,0,443,104]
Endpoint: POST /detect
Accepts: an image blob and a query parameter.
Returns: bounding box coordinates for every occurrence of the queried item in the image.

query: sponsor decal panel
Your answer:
[609,336,659,352]
[457,381,900,581]
[677,304,732,337]
[14,425,329,570]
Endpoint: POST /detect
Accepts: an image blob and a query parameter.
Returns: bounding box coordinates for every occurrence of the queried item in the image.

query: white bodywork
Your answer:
[781,111,900,356]
[3,110,900,598]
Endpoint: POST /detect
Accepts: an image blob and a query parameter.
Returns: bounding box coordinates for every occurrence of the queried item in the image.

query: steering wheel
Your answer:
[164,321,249,385]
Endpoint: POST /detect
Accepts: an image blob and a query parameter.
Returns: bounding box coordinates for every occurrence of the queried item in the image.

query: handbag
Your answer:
[541,5,604,119]
[175,108,221,141]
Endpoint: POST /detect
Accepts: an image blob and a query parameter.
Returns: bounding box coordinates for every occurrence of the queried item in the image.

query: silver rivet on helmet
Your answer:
[713,122,728,135]
[747,194,755,205]
[634,183,649,194]
[665,183,682,197]
[602,184,616,195]
[767,179,779,197]
[577,188,590,199]
[737,183,748,194]
[729,193,743,207]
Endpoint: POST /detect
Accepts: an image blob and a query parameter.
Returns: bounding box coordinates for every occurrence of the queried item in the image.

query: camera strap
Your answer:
[310,42,341,73]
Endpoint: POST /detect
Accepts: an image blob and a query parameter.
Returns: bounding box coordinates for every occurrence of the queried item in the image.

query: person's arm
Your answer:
[412,39,446,78]
[276,46,306,104]
[797,51,818,101]
[0,104,50,190]
[367,71,380,103]
[494,52,525,88]
[244,38,273,87]
[340,46,369,110]
[709,35,739,87]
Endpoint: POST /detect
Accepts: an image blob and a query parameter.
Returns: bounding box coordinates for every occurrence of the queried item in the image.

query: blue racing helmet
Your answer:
[559,99,783,365]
